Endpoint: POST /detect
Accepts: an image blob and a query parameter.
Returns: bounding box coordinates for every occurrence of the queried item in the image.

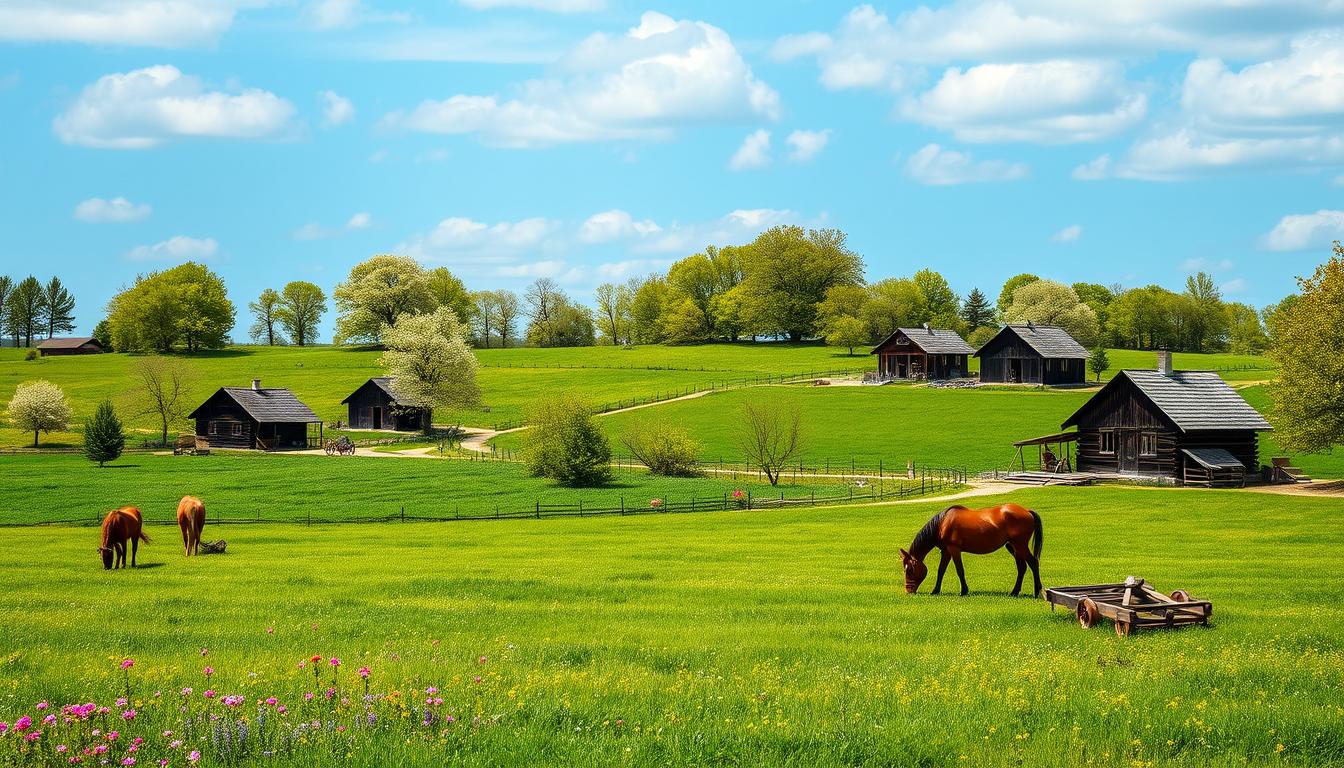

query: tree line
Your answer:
[0,275,76,347]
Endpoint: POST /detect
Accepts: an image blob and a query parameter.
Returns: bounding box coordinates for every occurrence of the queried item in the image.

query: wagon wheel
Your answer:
[1114,619,1131,638]
[1170,589,1191,603]
[1076,598,1100,629]
[324,441,335,456]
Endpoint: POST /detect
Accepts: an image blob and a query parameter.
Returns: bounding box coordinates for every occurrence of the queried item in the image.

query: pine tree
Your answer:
[961,288,994,330]
[39,277,76,338]
[83,399,125,467]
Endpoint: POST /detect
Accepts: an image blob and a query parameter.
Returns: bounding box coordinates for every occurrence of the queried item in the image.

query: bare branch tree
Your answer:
[736,401,804,486]
[130,356,196,446]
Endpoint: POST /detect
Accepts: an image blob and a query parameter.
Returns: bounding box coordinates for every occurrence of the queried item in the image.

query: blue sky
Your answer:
[2,1,1343,340]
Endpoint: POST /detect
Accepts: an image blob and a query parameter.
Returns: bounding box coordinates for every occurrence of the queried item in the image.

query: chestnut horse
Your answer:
[899,503,1043,597]
[177,496,206,556]
[99,507,150,570]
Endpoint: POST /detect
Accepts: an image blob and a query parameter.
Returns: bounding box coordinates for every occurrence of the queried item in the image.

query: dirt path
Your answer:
[1244,480,1344,497]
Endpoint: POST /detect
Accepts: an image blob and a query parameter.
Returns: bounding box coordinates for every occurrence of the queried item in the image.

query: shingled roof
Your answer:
[871,327,975,355]
[37,337,101,350]
[190,386,320,423]
[1063,370,1272,432]
[976,324,1089,359]
[341,377,409,405]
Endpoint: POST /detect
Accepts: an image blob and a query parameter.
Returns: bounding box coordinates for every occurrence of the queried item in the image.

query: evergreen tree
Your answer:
[7,276,43,347]
[1088,346,1110,382]
[83,399,125,467]
[39,277,76,338]
[961,287,993,330]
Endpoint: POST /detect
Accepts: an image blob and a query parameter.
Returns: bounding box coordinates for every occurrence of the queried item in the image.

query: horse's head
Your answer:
[899,548,928,594]
[98,546,113,570]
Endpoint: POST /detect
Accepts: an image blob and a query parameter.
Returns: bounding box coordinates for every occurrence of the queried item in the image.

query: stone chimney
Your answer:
[252,378,261,391]
[923,322,931,333]
[1156,351,1173,376]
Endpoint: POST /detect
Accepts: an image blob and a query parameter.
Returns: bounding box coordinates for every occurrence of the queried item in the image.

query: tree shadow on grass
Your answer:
[101,464,141,470]
[124,563,166,570]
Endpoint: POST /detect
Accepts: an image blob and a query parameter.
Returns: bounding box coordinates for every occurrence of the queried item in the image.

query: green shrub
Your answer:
[524,394,612,486]
[83,399,125,467]
[621,418,702,476]
[24,349,37,361]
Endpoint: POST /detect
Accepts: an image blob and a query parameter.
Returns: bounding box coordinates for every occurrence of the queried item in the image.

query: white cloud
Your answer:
[1050,224,1081,243]
[1220,278,1247,295]
[0,0,258,48]
[54,65,297,149]
[904,143,1029,185]
[1118,130,1344,180]
[459,0,603,11]
[74,196,151,223]
[768,31,831,62]
[1182,32,1344,134]
[902,60,1146,143]
[495,259,570,278]
[346,211,372,229]
[1181,257,1235,272]
[729,129,771,170]
[1261,210,1344,251]
[1072,154,1112,180]
[578,209,661,244]
[295,212,374,240]
[307,0,357,28]
[320,90,354,127]
[399,216,559,261]
[786,129,831,162]
[127,235,218,261]
[593,258,672,280]
[636,208,799,254]
[1335,174,1344,186]
[385,11,779,146]
[368,148,389,163]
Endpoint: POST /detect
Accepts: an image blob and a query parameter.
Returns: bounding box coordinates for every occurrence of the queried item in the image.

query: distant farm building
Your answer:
[37,337,104,356]
[1061,352,1271,487]
[975,323,1088,385]
[188,379,322,450]
[341,378,428,432]
[871,325,974,380]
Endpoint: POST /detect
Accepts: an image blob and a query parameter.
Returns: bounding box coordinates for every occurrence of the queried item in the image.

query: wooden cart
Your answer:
[1044,576,1212,637]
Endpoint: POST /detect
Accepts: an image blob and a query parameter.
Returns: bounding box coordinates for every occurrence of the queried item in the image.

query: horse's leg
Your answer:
[115,541,126,569]
[1026,553,1042,598]
[1011,554,1026,596]
[131,536,138,568]
[951,550,969,596]
[932,549,951,595]
[181,519,190,556]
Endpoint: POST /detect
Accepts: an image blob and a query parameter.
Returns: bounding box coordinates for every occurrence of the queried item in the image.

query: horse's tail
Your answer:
[138,527,151,545]
[1029,509,1043,561]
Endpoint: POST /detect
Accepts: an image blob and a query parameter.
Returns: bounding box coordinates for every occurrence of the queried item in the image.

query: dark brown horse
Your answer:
[177,496,206,556]
[99,507,149,570]
[899,503,1043,596]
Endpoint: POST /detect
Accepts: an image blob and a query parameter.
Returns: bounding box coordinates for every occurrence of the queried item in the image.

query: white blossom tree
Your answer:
[7,379,72,446]
[379,306,480,431]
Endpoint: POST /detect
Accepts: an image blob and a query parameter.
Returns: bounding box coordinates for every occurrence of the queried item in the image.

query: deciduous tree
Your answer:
[1003,279,1100,347]
[1269,241,1344,454]
[106,262,235,352]
[1088,346,1110,382]
[737,226,864,341]
[491,290,520,348]
[824,315,868,355]
[997,273,1039,315]
[6,379,71,446]
[130,356,196,445]
[379,306,480,431]
[524,394,612,486]
[620,417,701,476]
[736,400,804,486]
[248,288,285,346]
[276,281,326,347]
[332,255,434,345]
[427,267,473,324]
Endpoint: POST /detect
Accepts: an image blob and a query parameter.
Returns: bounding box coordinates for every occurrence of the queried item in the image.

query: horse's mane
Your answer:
[911,506,963,554]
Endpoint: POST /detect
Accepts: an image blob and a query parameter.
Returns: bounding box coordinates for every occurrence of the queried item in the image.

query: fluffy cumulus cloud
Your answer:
[1261,210,1344,251]
[902,60,1146,143]
[54,65,297,149]
[0,0,261,48]
[1072,154,1112,180]
[1050,224,1082,243]
[385,11,779,146]
[127,235,218,261]
[1119,130,1344,180]
[786,129,830,162]
[636,208,799,254]
[904,143,1029,185]
[578,209,660,244]
[320,90,355,128]
[398,216,559,261]
[74,196,151,222]
[458,0,603,11]
[728,129,771,170]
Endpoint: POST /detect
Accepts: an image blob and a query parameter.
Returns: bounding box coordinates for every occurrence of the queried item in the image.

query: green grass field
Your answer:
[1,487,1340,767]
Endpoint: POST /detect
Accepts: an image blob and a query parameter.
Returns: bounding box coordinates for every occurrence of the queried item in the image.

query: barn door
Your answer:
[373,407,383,429]
[1121,432,1139,472]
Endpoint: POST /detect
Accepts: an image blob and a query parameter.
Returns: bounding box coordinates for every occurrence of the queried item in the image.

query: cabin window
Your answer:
[1099,431,1115,454]
[896,337,909,345]
[231,423,244,437]
[208,421,219,436]
[1140,432,1158,457]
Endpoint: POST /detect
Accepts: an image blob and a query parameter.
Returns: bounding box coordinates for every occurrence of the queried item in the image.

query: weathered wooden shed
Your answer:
[188,379,322,450]
[340,377,428,432]
[1061,353,1271,486]
[871,325,975,380]
[37,337,104,356]
[975,323,1089,385]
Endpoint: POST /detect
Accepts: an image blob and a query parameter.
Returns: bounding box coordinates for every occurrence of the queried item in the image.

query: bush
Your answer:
[524,394,612,486]
[621,419,702,476]
[83,399,126,467]
[24,349,37,361]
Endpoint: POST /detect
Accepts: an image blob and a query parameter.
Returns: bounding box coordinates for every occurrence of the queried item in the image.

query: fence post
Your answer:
[747,490,752,510]
[535,501,540,519]
[401,506,405,523]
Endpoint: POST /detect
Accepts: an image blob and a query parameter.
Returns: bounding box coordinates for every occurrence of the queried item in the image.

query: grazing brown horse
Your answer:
[177,496,206,556]
[899,503,1043,597]
[99,507,150,570]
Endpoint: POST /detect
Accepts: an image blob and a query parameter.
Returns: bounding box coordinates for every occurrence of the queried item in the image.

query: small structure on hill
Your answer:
[870,325,975,380]
[37,337,104,356]
[341,377,428,432]
[188,379,322,450]
[975,323,1089,385]
[1060,352,1271,487]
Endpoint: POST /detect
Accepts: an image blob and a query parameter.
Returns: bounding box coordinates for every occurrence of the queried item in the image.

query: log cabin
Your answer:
[1061,352,1272,487]
[188,379,322,450]
[36,337,104,356]
[870,325,974,380]
[975,323,1088,385]
[340,377,429,432]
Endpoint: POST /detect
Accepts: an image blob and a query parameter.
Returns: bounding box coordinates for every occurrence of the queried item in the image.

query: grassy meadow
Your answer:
[1,487,1341,767]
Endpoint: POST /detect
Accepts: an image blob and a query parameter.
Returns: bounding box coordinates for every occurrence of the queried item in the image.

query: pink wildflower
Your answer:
[122,758,136,766]
[265,697,277,706]
[36,702,49,711]
[120,659,134,671]
[357,666,370,679]
[203,690,216,699]
[122,710,136,721]
[478,655,487,664]
[203,667,213,677]
[329,657,340,668]
[15,716,32,731]
[189,752,201,764]
[266,627,274,635]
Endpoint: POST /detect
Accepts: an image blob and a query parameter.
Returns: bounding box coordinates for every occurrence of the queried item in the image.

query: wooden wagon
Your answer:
[1044,576,1212,637]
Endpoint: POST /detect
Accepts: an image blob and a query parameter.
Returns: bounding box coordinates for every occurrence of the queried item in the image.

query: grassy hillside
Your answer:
[0,487,1340,766]
[1240,384,1344,479]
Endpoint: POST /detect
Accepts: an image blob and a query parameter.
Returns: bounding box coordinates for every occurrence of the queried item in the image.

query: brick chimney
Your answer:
[1156,351,1173,376]
[252,378,261,391]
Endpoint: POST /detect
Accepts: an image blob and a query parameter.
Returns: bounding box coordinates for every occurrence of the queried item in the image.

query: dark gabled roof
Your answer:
[1181,448,1247,470]
[975,324,1090,359]
[37,337,101,349]
[189,386,320,423]
[342,377,399,405]
[871,327,975,355]
[1063,369,1272,432]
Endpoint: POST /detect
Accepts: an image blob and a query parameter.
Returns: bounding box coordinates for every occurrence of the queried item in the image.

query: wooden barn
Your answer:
[37,337,104,356]
[871,325,975,380]
[188,379,322,450]
[1061,352,1272,487]
[341,377,428,432]
[975,323,1088,385]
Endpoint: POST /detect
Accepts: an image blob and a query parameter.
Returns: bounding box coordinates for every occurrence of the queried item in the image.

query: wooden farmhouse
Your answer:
[37,337,104,356]
[975,323,1089,385]
[871,325,975,380]
[1061,352,1272,487]
[341,377,429,432]
[188,379,323,450]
